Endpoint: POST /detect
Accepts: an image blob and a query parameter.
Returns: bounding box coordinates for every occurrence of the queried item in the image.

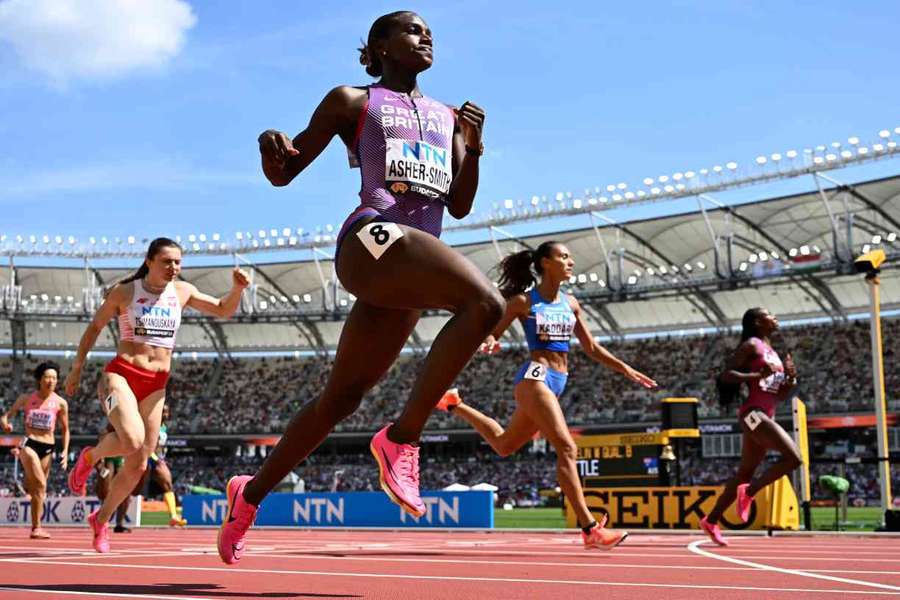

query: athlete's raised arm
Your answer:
[445,101,485,219]
[480,293,527,354]
[183,267,251,318]
[65,284,130,396]
[258,86,366,186]
[0,394,26,432]
[570,296,656,389]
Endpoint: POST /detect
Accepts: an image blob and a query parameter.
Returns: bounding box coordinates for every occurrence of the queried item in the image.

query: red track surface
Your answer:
[1,527,898,599]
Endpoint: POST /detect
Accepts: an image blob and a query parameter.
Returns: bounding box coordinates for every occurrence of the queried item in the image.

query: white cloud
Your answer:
[0,0,196,83]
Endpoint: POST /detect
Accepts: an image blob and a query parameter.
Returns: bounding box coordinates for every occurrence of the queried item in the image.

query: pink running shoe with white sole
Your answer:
[68,446,94,496]
[736,483,754,523]
[582,523,628,550]
[88,509,110,553]
[217,475,257,565]
[700,516,728,546]
[370,424,426,517]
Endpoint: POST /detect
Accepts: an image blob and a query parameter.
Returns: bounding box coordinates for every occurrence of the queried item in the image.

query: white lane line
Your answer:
[0,588,207,600]
[2,558,899,596]
[688,539,900,592]
[10,549,900,576]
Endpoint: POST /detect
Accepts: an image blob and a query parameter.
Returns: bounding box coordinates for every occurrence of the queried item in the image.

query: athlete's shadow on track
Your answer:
[0,583,361,598]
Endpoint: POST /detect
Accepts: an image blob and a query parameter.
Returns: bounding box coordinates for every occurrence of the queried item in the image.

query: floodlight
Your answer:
[854,249,885,273]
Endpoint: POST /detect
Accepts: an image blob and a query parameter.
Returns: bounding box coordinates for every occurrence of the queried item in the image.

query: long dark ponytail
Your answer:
[496,241,558,298]
[358,11,417,77]
[717,307,767,405]
[116,237,182,288]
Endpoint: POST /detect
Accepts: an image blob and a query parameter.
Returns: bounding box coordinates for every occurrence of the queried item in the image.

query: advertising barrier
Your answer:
[565,478,799,530]
[0,495,141,527]
[183,491,494,528]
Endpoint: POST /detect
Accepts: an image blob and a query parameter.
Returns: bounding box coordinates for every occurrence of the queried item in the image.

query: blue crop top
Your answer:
[522,288,577,353]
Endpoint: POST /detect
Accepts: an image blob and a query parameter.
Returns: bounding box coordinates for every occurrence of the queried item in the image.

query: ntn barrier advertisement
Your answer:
[183,491,493,528]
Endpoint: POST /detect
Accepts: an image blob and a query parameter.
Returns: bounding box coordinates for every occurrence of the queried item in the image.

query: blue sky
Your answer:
[2,0,899,262]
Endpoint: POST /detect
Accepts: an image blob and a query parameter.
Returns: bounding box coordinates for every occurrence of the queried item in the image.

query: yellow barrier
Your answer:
[566,477,799,530]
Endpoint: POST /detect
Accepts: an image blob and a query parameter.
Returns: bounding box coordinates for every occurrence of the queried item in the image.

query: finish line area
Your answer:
[1,527,898,599]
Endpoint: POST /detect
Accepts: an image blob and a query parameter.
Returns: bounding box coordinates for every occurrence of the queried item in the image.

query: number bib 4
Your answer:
[384,139,452,199]
[356,222,405,260]
[523,361,547,382]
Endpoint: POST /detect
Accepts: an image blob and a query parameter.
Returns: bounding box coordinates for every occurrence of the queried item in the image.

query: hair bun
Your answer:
[358,44,371,67]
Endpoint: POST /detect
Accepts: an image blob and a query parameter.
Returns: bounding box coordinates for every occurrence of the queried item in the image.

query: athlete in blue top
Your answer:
[438,241,657,549]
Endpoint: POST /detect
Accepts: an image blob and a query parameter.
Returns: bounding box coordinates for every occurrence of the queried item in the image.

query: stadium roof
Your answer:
[3,174,899,353]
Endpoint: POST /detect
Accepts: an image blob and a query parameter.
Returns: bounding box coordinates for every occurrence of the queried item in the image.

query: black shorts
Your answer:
[23,437,55,460]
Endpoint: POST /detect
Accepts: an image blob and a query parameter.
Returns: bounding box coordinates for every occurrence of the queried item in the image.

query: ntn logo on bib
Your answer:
[385,139,452,197]
[536,310,575,341]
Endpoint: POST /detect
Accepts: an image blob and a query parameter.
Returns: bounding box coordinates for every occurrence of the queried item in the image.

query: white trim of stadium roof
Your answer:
[2,174,899,353]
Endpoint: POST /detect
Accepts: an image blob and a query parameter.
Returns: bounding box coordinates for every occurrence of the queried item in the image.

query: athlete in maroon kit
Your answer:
[700,307,802,545]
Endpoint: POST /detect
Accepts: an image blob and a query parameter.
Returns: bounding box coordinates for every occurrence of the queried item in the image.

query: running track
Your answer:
[0,528,898,599]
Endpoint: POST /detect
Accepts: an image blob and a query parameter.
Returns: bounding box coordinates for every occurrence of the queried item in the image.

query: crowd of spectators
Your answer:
[1,318,897,435]
[2,318,898,508]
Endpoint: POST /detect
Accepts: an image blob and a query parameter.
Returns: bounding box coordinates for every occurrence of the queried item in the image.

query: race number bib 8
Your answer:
[357,222,404,260]
[385,138,452,198]
[523,361,547,382]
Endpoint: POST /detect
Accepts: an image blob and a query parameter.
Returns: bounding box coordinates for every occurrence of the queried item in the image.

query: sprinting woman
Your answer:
[700,307,801,546]
[1,362,69,539]
[436,241,656,549]
[66,237,249,552]
[218,11,501,564]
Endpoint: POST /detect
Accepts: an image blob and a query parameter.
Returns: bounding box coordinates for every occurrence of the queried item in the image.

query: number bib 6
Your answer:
[356,222,404,260]
[523,361,547,382]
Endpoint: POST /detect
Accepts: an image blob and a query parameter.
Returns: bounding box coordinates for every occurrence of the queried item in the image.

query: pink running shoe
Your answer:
[68,446,94,496]
[370,424,426,517]
[582,523,628,551]
[29,528,51,540]
[435,389,462,412]
[699,516,728,547]
[88,509,110,553]
[736,483,754,523]
[217,475,257,565]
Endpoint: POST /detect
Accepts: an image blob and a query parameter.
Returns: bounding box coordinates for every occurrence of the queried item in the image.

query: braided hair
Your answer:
[716,307,767,405]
